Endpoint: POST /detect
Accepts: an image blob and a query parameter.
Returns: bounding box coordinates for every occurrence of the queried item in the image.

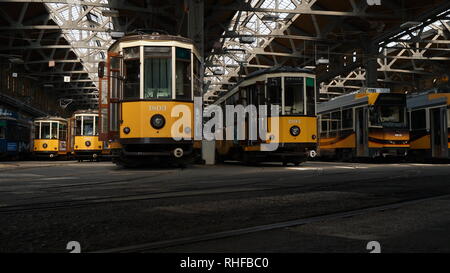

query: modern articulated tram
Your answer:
[318,88,409,160]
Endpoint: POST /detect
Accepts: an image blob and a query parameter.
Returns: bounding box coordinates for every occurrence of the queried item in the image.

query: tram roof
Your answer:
[214,66,314,104]
[34,117,68,123]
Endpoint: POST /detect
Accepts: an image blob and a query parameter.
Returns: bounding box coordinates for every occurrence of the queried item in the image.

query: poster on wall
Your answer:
[0,105,19,118]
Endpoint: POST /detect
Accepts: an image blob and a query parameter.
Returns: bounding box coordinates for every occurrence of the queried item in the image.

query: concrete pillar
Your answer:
[202,140,216,165]
[188,0,204,57]
[365,41,379,88]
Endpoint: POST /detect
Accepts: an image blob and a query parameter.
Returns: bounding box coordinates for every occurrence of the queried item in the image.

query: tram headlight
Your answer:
[43,143,48,149]
[290,126,301,136]
[85,141,91,147]
[150,114,165,129]
[123,127,131,134]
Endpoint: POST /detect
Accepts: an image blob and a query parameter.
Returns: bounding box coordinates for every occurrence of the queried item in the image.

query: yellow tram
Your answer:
[33,117,70,159]
[407,86,450,160]
[69,110,103,161]
[98,33,203,167]
[213,67,318,166]
[317,88,410,160]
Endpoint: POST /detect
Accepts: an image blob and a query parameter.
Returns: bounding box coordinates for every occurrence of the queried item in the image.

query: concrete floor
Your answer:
[0,160,449,253]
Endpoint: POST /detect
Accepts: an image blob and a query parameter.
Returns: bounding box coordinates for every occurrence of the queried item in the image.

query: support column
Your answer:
[188,0,204,57]
[365,41,379,88]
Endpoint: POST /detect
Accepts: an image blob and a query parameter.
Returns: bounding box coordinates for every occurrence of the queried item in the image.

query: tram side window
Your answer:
[83,116,94,136]
[447,109,450,129]
[75,116,82,136]
[59,123,67,141]
[41,122,51,139]
[100,78,108,105]
[321,119,328,133]
[284,77,304,115]
[175,47,192,100]
[233,93,240,105]
[123,47,140,99]
[267,77,281,114]
[144,46,172,99]
[248,86,255,106]
[110,104,119,132]
[411,109,427,130]
[109,56,121,132]
[331,111,341,131]
[34,123,40,139]
[51,122,58,139]
[320,113,330,136]
[342,109,353,129]
[101,108,108,133]
[94,116,99,136]
[193,56,202,97]
[240,88,248,106]
[306,78,316,115]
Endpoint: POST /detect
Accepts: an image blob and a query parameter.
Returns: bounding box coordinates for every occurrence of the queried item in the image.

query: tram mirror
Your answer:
[98,61,106,78]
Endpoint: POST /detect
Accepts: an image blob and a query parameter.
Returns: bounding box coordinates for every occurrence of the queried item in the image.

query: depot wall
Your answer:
[0,62,62,116]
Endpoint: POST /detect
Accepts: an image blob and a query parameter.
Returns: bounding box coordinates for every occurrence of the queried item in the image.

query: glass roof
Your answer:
[45,1,114,89]
[204,0,299,102]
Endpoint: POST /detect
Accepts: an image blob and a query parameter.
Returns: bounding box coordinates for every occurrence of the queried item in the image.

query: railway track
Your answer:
[94,193,450,253]
[0,172,448,214]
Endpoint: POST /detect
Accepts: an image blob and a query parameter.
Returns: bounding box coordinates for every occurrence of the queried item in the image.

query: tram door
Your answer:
[356,107,368,157]
[108,54,122,140]
[430,107,448,158]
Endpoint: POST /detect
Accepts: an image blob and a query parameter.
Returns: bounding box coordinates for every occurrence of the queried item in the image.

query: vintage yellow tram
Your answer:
[407,86,450,160]
[69,110,103,161]
[33,117,69,159]
[213,67,318,166]
[317,88,410,160]
[98,33,203,167]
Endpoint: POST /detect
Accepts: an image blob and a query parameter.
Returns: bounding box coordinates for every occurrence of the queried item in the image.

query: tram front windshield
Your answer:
[37,122,59,139]
[121,46,193,100]
[370,100,406,128]
[76,115,97,136]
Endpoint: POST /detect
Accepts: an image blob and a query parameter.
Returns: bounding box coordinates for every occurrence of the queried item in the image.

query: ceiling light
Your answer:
[400,21,421,29]
[316,58,329,65]
[213,69,225,76]
[239,36,256,44]
[9,58,24,64]
[110,31,125,39]
[261,14,279,21]
[102,10,120,17]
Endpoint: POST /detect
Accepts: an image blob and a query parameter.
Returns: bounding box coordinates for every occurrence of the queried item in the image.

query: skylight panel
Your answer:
[204,0,304,101]
[44,0,114,92]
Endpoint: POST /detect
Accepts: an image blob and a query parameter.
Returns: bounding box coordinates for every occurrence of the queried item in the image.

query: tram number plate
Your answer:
[149,105,167,111]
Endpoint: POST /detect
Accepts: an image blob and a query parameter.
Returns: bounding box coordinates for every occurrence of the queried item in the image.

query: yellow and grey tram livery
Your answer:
[407,87,450,160]
[98,33,203,167]
[33,117,69,159]
[70,110,103,161]
[214,67,318,166]
[317,88,410,160]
